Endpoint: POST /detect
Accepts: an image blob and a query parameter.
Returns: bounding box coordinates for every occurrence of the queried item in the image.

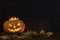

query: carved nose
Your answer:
[13,26,16,28]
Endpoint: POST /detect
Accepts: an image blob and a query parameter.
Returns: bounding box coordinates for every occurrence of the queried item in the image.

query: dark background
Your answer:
[0,0,57,33]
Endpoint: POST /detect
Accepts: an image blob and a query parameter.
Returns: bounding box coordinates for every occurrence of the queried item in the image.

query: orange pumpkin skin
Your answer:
[3,17,25,33]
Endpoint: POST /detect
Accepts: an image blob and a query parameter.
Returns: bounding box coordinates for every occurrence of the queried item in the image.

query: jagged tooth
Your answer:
[15,29,16,31]
[8,28,21,32]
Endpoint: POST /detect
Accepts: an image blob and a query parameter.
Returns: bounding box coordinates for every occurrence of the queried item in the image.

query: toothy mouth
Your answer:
[8,27,21,32]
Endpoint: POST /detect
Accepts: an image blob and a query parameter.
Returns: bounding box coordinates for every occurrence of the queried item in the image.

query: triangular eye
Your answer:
[9,23,12,27]
[17,23,21,26]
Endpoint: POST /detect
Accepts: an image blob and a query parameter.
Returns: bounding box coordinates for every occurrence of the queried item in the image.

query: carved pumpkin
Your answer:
[39,29,46,35]
[3,17,25,33]
[46,32,53,37]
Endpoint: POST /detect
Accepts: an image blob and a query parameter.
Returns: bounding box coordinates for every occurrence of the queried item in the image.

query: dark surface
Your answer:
[0,32,60,40]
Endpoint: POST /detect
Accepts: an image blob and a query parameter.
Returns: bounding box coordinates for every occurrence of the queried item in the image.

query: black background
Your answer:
[0,0,57,33]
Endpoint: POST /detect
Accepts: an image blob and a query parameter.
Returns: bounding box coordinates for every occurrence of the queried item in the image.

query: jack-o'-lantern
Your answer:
[39,29,46,35]
[46,32,53,37]
[3,17,25,33]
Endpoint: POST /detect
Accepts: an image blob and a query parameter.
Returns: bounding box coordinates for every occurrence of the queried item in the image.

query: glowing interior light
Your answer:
[39,29,46,35]
[9,23,12,27]
[17,23,21,26]
[46,32,53,37]
[9,17,19,21]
